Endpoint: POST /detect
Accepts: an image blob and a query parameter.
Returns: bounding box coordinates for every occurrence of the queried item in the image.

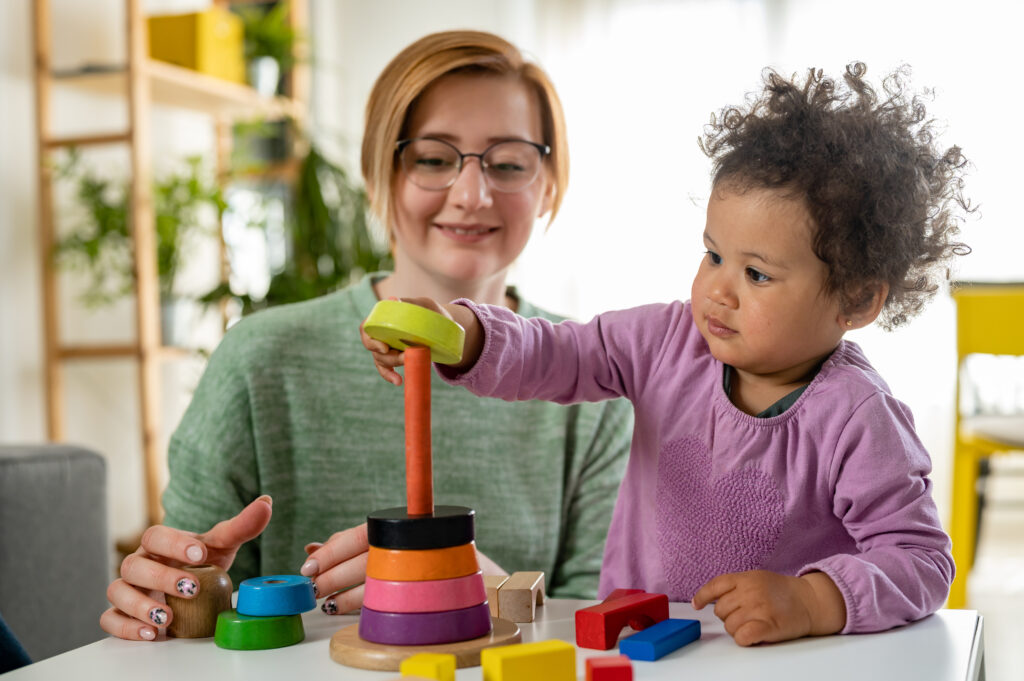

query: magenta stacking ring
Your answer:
[358,602,492,645]
[363,571,487,613]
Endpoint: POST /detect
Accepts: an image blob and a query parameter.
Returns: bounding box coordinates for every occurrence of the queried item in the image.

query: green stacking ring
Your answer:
[363,300,465,365]
[213,609,305,650]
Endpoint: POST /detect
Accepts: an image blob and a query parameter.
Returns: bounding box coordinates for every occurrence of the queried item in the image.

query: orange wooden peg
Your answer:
[405,345,433,516]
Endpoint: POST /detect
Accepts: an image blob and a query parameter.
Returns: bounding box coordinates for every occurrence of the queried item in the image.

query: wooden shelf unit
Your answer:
[31,0,307,528]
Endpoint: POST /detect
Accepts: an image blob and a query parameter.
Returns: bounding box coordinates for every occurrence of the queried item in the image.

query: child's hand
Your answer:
[360,297,484,385]
[99,496,273,641]
[692,570,846,646]
[301,523,508,616]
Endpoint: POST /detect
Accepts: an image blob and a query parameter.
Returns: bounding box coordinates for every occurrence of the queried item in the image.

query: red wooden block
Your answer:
[602,589,644,603]
[575,592,669,650]
[586,655,633,681]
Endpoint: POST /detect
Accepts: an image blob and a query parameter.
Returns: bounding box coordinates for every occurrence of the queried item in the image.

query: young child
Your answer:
[363,63,969,646]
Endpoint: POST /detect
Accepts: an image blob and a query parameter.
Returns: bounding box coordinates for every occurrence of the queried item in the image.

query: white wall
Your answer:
[4,0,1022,545]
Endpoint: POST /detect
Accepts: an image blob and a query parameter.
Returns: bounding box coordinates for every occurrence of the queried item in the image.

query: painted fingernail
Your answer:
[322,599,338,615]
[311,582,319,598]
[139,627,156,640]
[186,545,203,563]
[176,577,198,597]
[300,559,319,577]
[149,608,169,626]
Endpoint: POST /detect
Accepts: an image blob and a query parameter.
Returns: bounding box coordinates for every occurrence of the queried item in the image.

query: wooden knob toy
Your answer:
[165,564,232,639]
[236,574,316,617]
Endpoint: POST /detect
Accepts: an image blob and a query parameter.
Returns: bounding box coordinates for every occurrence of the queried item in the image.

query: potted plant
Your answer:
[235,1,303,96]
[199,139,392,315]
[54,150,226,343]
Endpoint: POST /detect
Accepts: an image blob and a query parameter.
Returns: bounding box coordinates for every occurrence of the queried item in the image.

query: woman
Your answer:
[100,30,632,641]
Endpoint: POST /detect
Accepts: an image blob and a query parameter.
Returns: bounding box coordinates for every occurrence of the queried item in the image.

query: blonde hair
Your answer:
[361,30,569,235]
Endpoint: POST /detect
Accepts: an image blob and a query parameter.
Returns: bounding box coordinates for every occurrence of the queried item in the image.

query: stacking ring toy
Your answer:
[363,572,487,614]
[366,543,479,582]
[367,505,475,550]
[236,575,316,616]
[358,602,493,646]
[214,610,305,650]
[363,300,465,365]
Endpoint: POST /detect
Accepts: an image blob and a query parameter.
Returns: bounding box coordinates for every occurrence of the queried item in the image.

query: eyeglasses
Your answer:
[396,137,551,193]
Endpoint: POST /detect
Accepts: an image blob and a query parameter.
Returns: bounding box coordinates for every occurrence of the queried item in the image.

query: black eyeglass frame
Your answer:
[395,137,552,192]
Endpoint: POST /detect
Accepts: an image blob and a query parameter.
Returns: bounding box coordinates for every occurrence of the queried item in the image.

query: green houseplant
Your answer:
[54,150,225,308]
[235,1,303,95]
[200,140,392,314]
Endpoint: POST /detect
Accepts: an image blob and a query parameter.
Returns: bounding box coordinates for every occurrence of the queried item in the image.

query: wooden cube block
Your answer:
[496,571,545,622]
[586,655,633,681]
[484,575,510,617]
[400,652,456,681]
[481,639,575,681]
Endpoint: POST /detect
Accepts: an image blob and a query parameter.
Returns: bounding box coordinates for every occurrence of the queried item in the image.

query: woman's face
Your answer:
[391,72,553,287]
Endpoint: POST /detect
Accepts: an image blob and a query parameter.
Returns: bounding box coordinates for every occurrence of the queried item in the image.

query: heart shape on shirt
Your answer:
[656,436,785,599]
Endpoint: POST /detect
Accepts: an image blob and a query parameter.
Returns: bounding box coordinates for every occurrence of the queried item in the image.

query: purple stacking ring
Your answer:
[358,601,492,645]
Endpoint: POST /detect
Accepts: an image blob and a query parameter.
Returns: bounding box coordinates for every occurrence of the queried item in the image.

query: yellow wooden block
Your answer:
[148,8,245,84]
[400,652,456,681]
[481,640,575,681]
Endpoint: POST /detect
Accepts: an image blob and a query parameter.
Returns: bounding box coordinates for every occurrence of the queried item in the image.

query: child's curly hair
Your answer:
[700,63,972,329]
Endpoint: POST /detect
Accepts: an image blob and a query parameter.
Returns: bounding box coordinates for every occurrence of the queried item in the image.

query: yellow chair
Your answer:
[947,281,1024,608]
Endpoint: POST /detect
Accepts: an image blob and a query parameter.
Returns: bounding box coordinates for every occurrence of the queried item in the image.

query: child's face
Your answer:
[390,72,553,286]
[691,184,846,385]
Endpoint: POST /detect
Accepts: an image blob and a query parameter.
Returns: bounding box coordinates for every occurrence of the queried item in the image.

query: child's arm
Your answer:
[360,297,484,385]
[692,570,846,646]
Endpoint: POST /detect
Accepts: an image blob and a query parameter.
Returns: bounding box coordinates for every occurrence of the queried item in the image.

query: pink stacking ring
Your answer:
[358,602,492,645]
[363,571,487,613]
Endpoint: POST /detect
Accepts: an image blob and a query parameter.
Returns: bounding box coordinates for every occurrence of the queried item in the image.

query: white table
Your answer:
[7,600,984,680]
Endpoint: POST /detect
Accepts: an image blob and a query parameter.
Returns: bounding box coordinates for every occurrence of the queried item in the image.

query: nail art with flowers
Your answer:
[149,608,169,626]
[176,577,198,596]
[322,599,338,615]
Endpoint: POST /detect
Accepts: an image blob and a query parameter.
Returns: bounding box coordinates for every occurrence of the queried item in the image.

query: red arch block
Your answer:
[575,591,669,650]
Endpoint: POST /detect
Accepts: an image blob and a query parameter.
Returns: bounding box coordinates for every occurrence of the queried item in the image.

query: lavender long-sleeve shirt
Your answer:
[438,299,954,633]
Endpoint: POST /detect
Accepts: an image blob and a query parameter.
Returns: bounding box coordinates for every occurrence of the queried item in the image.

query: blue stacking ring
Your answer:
[236,575,317,617]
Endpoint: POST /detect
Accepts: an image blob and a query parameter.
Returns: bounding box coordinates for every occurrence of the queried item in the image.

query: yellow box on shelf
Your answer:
[148,8,244,84]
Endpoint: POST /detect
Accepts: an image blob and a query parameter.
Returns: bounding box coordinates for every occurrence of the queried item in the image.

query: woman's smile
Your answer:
[434,222,500,242]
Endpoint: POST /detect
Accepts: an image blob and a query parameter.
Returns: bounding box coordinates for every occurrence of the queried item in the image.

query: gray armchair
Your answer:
[0,444,109,663]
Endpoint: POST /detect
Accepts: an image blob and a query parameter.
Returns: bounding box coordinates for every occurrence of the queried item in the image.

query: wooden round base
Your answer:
[329,617,520,671]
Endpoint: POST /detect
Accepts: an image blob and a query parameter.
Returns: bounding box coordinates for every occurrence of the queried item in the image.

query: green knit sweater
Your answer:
[163,273,633,598]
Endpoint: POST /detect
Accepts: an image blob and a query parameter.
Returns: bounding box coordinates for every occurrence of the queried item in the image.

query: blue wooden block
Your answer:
[619,618,700,661]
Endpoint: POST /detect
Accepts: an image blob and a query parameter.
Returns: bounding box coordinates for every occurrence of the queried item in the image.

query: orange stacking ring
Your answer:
[365,542,479,582]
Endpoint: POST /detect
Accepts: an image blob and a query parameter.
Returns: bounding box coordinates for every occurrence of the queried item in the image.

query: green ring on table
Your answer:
[213,609,305,650]
[363,300,465,365]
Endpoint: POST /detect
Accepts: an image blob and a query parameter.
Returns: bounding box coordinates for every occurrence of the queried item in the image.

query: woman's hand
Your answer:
[692,570,846,646]
[360,297,485,385]
[302,523,509,616]
[300,524,370,616]
[99,496,273,641]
